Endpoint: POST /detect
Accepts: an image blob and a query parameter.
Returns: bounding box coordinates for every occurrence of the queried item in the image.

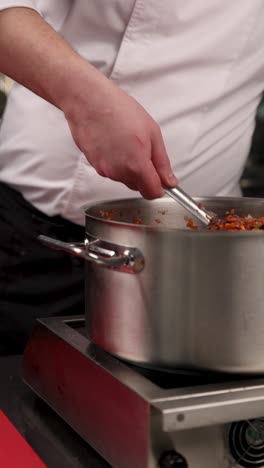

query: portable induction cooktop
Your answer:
[22,316,264,468]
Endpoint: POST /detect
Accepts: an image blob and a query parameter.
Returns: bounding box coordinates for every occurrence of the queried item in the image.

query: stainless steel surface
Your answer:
[83,196,264,373]
[38,234,144,273]
[22,317,264,468]
[157,386,264,432]
[162,185,214,225]
[41,196,264,373]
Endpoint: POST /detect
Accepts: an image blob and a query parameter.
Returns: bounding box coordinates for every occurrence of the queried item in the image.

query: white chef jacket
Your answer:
[0,1,264,225]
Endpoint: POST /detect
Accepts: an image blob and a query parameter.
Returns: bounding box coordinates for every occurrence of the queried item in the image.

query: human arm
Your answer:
[0,6,177,198]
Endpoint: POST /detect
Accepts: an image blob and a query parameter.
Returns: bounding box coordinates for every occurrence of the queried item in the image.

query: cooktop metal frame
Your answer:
[21,316,264,468]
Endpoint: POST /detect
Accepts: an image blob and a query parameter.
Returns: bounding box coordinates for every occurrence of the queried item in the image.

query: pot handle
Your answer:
[38,234,144,274]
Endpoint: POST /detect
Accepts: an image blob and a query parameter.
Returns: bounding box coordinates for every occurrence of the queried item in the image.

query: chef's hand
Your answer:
[63,72,177,199]
[0,7,177,198]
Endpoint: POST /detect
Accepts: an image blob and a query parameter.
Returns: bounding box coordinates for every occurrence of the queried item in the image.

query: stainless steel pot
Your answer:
[40,196,264,374]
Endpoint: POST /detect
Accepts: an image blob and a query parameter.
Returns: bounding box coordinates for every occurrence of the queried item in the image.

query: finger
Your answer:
[151,126,177,187]
[128,159,163,199]
[94,155,153,194]
[124,182,138,191]
[109,146,164,198]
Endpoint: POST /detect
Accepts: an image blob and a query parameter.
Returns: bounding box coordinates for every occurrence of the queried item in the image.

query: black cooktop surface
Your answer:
[69,320,264,390]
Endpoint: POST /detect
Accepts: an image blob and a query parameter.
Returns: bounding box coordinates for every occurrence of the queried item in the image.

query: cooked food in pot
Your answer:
[187,209,264,231]
[97,205,264,231]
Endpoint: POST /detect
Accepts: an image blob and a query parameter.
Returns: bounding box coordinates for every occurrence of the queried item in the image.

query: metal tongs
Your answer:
[163,185,215,226]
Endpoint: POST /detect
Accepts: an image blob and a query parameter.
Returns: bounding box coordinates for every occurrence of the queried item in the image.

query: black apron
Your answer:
[0,182,85,354]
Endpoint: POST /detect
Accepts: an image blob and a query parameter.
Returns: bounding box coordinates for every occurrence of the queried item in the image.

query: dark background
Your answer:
[241,98,264,197]
[0,84,6,118]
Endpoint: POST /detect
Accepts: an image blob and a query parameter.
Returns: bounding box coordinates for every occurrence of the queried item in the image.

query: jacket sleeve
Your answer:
[0,1,40,13]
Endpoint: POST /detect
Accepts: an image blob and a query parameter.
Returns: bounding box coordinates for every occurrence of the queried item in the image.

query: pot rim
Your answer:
[81,196,264,238]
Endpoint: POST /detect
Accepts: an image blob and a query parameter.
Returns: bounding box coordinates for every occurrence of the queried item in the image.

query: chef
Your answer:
[0,1,264,353]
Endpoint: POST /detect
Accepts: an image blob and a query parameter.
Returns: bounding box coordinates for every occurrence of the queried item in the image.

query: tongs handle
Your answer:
[163,185,214,226]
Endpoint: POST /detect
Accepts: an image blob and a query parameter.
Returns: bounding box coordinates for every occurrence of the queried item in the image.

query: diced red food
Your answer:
[99,209,116,220]
[207,211,264,231]
[186,209,264,231]
[186,218,198,230]
[133,217,143,224]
